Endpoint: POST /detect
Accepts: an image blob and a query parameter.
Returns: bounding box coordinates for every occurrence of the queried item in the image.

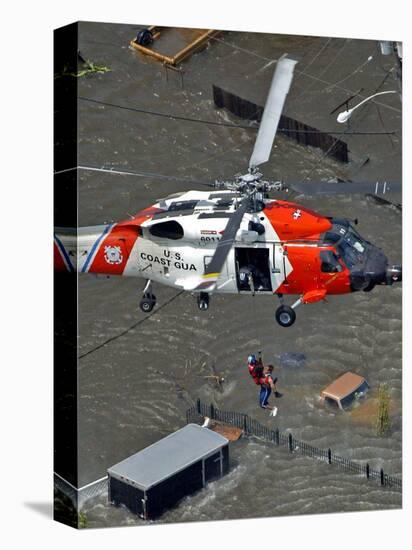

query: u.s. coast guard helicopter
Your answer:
[54,55,401,327]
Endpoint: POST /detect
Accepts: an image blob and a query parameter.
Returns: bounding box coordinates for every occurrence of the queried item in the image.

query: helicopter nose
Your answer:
[385,264,402,285]
[349,245,392,291]
[364,247,388,286]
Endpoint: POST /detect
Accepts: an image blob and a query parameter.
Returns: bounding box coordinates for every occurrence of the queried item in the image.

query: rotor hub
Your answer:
[214,171,285,200]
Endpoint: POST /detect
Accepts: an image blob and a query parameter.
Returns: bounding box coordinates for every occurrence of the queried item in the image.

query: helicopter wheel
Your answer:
[197,292,210,311]
[139,294,156,313]
[275,305,296,328]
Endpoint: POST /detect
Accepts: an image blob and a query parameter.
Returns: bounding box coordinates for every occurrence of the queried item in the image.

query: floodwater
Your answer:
[72,22,402,525]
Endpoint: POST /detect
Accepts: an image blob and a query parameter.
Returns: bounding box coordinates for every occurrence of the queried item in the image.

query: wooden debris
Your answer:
[130,26,219,66]
[202,416,243,441]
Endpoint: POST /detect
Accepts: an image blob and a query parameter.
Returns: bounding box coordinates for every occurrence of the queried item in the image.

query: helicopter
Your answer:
[54,54,402,328]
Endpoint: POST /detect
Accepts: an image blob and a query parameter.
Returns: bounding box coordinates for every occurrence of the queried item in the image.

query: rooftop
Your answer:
[108,424,228,490]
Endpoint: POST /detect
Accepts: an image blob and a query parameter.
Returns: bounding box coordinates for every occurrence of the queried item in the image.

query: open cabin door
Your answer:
[272,243,288,290]
[235,247,272,292]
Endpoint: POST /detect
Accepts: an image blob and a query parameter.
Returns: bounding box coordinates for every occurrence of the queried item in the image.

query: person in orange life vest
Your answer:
[248,354,264,384]
[259,365,282,410]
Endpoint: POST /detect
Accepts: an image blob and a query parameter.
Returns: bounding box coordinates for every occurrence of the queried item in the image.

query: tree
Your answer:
[375,383,391,436]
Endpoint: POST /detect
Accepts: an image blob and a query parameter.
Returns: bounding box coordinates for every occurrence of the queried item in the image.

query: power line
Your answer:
[325,53,374,90]
[292,38,349,101]
[79,290,185,360]
[78,96,395,136]
[297,68,400,185]
[302,37,332,71]
[79,95,238,128]
[206,33,401,114]
[77,165,213,187]
[210,33,274,63]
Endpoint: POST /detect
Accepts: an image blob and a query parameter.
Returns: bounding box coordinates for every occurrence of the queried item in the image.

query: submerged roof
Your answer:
[321,372,366,401]
[108,424,228,490]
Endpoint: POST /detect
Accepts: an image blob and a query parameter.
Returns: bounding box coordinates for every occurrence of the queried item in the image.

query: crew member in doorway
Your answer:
[239,265,270,292]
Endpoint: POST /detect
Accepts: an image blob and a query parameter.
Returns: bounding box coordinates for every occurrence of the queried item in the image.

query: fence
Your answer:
[186,400,402,491]
[212,85,349,163]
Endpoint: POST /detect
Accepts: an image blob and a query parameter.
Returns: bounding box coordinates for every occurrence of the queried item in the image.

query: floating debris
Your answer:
[202,416,243,441]
[55,59,110,79]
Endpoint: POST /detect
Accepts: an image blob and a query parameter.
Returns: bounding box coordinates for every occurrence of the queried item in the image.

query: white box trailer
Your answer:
[108,424,229,519]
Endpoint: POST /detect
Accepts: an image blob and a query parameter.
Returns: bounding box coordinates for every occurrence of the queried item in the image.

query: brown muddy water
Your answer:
[72,22,402,526]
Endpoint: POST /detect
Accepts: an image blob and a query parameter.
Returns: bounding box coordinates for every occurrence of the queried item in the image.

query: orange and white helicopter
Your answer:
[54,55,401,327]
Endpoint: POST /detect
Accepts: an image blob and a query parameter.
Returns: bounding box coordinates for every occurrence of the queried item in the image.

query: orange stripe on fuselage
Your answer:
[264,200,350,295]
[276,244,351,296]
[125,206,163,227]
[264,200,332,241]
[87,206,162,275]
[88,225,139,275]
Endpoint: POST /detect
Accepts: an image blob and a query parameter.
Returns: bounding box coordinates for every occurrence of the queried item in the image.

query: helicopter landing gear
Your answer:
[275,305,296,327]
[139,280,156,313]
[197,292,210,311]
[274,293,297,327]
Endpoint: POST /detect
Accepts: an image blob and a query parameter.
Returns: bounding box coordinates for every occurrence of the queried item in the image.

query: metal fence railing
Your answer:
[186,400,402,491]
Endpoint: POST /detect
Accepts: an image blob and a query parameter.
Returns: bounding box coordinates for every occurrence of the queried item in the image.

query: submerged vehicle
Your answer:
[320,372,369,411]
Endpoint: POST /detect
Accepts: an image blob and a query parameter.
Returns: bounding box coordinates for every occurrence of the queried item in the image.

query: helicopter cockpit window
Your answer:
[320,250,343,273]
[345,225,367,253]
[149,220,184,240]
[322,222,370,270]
[337,226,368,268]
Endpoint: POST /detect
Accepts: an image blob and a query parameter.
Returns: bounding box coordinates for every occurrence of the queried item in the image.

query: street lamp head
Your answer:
[336,90,398,124]
[337,110,352,123]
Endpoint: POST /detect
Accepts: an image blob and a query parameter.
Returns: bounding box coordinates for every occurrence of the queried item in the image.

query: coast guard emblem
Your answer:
[104,245,123,265]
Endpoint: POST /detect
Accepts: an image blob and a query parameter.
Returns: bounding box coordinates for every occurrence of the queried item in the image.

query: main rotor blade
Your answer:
[287,180,402,196]
[77,164,215,188]
[196,198,249,291]
[249,55,298,170]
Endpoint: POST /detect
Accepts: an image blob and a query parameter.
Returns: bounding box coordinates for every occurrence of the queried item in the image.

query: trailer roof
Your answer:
[108,424,228,490]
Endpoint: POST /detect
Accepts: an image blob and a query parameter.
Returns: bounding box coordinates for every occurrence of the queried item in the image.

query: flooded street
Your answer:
[72,22,401,525]
[84,438,401,529]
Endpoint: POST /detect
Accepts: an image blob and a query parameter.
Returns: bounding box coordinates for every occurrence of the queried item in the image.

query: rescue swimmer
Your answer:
[248,354,282,415]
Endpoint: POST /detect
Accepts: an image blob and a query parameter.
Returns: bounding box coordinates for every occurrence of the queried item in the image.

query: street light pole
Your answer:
[337,90,398,123]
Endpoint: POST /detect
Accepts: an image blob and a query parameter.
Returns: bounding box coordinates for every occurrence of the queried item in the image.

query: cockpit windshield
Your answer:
[323,221,369,269]
[338,225,369,268]
[344,225,367,252]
